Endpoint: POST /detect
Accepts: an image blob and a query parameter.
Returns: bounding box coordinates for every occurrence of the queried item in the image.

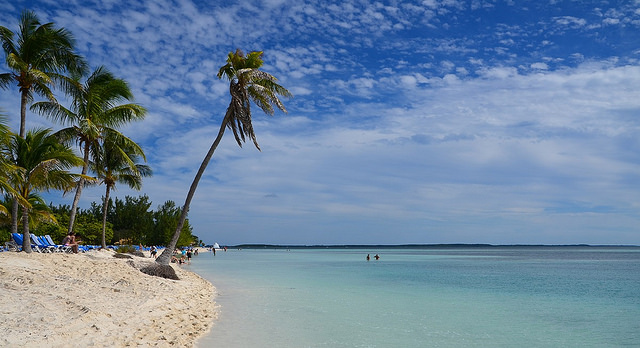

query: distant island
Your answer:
[223,244,639,249]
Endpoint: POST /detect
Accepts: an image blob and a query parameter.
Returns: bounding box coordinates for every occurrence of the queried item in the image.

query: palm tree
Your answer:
[91,133,151,248]
[31,66,146,235]
[155,50,291,267]
[7,128,83,252]
[0,111,26,215]
[0,194,54,230]
[0,9,87,137]
[1,10,86,236]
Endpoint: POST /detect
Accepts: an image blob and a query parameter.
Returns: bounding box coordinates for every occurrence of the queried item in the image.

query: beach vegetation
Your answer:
[0,10,86,237]
[152,200,194,248]
[108,195,153,246]
[155,49,291,268]
[116,244,136,253]
[0,10,87,239]
[23,193,57,228]
[31,66,146,237]
[0,10,202,257]
[0,10,87,137]
[29,203,112,246]
[6,128,83,252]
[12,195,197,247]
[0,112,25,213]
[90,132,151,248]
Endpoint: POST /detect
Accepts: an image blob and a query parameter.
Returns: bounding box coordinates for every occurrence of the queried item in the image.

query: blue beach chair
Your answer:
[5,236,20,251]
[44,235,72,253]
[31,234,56,253]
[12,233,42,253]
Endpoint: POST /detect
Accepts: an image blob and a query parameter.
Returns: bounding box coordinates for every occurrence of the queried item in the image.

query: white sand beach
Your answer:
[0,249,217,347]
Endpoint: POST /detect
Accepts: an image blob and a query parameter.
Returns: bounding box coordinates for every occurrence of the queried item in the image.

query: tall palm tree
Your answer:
[8,128,83,252]
[0,9,87,137]
[1,10,86,236]
[155,50,291,266]
[31,66,146,235]
[91,133,151,248]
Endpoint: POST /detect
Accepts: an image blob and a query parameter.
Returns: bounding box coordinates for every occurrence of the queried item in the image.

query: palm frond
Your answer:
[0,73,13,89]
[30,101,74,125]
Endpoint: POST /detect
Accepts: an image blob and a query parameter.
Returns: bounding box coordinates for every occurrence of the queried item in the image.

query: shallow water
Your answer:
[190,247,640,347]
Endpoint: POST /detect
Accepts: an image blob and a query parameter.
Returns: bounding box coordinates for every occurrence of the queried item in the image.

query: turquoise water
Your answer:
[190,247,640,347]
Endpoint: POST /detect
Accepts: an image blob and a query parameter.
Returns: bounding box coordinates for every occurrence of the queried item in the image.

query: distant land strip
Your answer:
[222,244,639,249]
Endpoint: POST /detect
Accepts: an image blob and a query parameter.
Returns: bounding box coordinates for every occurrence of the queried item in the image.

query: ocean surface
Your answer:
[190,246,640,347]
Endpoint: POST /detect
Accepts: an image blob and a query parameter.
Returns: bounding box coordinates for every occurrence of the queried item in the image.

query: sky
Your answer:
[1,0,639,245]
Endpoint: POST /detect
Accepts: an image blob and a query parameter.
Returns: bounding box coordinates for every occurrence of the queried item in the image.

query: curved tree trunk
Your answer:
[156,116,229,265]
[68,144,90,233]
[21,206,32,253]
[101,184,111,249]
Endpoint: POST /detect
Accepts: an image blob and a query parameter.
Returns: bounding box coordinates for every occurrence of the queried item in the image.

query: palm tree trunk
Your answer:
[12,90,29,235]
[19,89,27,138]
[101,185,111,248]
[10,199,18,234]
[156,116,229,265]
[21,206,32,253]
[68,144,90,233]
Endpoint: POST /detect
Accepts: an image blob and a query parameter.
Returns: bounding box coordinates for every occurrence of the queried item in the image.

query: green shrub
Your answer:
[116,245,136,254]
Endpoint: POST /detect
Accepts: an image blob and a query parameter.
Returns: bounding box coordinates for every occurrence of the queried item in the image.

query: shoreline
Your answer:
[0,249,217,347]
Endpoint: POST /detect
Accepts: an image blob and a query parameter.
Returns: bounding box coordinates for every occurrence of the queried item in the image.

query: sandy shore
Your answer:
[0,249,217,347]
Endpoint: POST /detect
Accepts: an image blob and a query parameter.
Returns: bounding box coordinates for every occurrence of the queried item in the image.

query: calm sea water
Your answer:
[189,247,640,347]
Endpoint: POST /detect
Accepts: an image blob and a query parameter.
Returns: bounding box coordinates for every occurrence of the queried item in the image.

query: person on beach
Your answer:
[62,232,79,253]
[186,249,192,263]
[150,246,157,258]
[366,254,370,261]
[374,254,380,260]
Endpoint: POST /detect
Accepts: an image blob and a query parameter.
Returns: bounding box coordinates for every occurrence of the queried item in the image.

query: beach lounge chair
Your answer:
[4,238,20,251]
[44,235,72,253]
[38,235,64,253]
[12,233,43,253]
[30,234,55,253]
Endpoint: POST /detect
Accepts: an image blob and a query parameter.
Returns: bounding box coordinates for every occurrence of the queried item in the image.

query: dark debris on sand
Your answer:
[139,263,180,280]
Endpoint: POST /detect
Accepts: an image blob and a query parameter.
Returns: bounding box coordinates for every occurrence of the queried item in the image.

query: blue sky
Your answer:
[1,0,639,245]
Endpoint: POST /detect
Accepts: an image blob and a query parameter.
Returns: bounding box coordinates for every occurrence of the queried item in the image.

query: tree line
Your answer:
[0,194,199,248]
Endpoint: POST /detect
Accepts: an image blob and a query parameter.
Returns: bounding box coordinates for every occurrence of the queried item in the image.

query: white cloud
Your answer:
[531,62,549,70]
[553,16,587,27]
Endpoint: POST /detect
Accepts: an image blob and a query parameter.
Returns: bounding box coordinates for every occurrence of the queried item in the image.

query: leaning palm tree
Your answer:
[91,132,151,248]
[31,66,146,235]
[154,50,291,269]
[1,10,86,235]
[7,128,83,252]
[0,9,87,137]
